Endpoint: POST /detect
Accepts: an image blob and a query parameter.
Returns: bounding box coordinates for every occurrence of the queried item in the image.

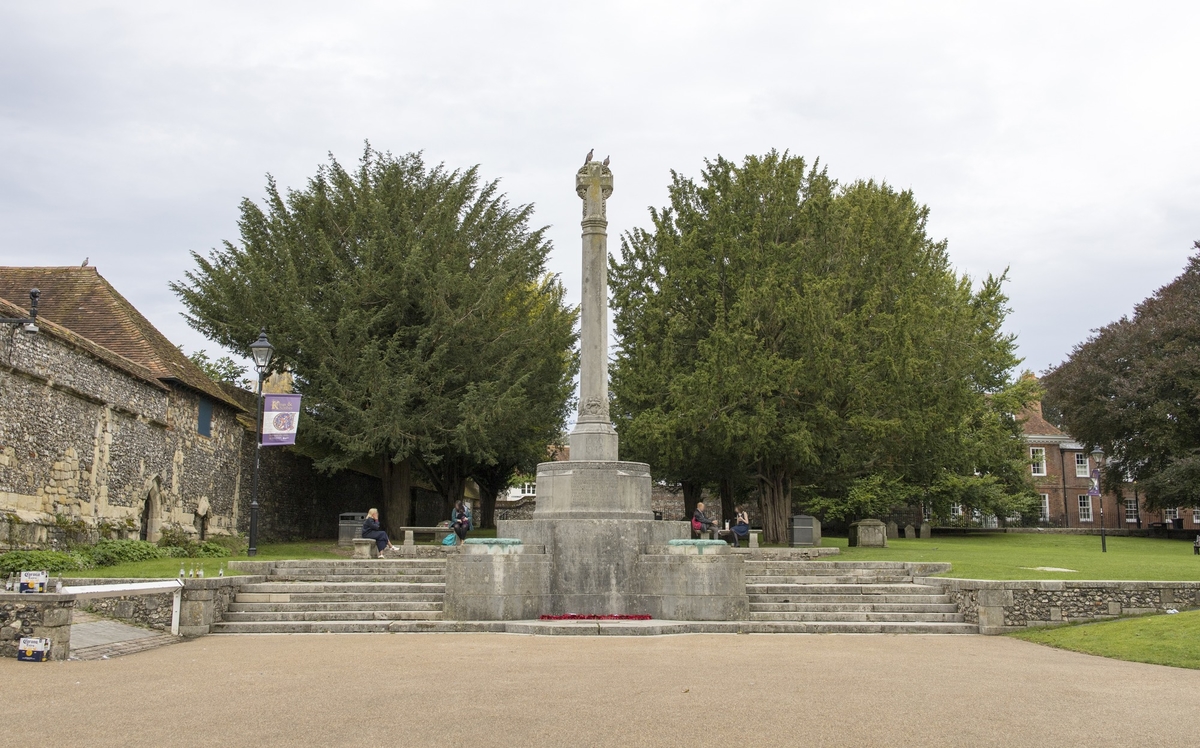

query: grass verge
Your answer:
[60,541,346,578]
[1010,610,1200,669]
[819,533,1200,580]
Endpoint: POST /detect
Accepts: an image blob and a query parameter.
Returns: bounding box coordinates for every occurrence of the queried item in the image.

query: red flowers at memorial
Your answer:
[540,619,652,624]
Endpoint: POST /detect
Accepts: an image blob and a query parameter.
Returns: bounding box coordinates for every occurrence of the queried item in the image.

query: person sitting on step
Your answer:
[361,508,398,555]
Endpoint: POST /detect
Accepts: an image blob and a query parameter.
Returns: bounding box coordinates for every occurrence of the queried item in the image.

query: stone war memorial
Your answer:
[445,156,749,622]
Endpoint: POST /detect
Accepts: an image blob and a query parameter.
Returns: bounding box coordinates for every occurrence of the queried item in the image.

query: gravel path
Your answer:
[5,633,1198,747]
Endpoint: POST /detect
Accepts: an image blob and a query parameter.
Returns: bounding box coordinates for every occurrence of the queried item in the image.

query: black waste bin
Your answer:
[339,512,367,546]
[1173,517,1184,530]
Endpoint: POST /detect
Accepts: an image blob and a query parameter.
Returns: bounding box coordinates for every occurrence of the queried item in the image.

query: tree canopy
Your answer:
[610,151,1037,542]
[172,147,577,529]
[1043,244,1200,510]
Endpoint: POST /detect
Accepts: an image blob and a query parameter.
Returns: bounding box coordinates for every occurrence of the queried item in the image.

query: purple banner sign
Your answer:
[262,393,302,446]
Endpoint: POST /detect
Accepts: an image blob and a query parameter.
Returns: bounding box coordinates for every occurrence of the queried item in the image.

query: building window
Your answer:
[1125,499,1139,523]
[1075,453,1090,478]
[1039,494,1050,522]
[197,398,213,437]
[922,504,932,523]
[1030,447,1047,476]
[950,503,962,519]
[1078,495,1092,522]
[1164,507,1178,521]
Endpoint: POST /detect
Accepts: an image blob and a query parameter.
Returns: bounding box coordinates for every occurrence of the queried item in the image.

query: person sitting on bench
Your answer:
[731,505,751,547]
[362,508,398,555]
[692,502,719,538]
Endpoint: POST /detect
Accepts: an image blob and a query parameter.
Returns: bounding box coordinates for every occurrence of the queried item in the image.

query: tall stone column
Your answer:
[570,161,618,461]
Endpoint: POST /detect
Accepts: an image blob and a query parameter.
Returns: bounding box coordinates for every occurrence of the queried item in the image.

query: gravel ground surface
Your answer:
[4,633,1199,747]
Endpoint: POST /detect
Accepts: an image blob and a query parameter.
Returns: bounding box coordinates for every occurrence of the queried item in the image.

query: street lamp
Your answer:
[248,328,274,557]
[1091,447,1105,553]
[0,289,40,333]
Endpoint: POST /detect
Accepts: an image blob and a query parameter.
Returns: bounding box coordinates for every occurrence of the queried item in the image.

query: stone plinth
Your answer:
[444,544,551,621]
[498,516,690,615]
[533,460,654,520]
[849,519,888,548]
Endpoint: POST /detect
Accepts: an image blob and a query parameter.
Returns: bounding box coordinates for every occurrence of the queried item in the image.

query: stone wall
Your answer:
[240,445,379,542]
[495,497,536,522]
[0,592,74,660]
[930,579,1200,634]
[0,323,247,548]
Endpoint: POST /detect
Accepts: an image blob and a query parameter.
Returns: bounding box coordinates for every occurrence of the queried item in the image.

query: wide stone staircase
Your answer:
[211,559,457,634]
[744,560,975,634]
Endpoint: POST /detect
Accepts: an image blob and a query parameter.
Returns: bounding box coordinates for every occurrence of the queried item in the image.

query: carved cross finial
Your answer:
[576,160,613,222]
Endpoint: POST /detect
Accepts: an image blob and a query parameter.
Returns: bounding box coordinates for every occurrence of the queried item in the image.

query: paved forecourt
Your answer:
[6,633,1199,747]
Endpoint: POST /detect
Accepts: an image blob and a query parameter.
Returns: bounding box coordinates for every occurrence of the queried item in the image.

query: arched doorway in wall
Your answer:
[139,480,163,543]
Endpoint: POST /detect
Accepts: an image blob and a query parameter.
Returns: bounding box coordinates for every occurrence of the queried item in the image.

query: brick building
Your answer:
[1023,400,1199,531]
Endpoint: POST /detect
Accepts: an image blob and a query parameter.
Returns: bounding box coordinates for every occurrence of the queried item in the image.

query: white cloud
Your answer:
[1,1,1197,374]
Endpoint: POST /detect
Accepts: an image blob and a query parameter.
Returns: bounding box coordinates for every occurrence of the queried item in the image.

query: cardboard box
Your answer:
[17,637,50,662]
[19,570,49,594]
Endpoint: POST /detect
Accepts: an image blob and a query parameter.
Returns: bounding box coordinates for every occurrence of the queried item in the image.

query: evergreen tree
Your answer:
[612,151,1036,542]
[172,147,577,528]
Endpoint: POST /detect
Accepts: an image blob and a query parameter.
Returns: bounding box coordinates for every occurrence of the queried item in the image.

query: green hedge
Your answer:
[0,550,90,575]
[87,539,165,566]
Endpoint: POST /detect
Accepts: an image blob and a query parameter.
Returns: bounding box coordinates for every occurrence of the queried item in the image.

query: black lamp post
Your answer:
[1092,448,1106,553]
[247,328,274,557]
[0,289,41,332]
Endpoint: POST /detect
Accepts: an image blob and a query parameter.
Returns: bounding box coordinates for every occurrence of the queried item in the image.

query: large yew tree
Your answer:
[173,147,577,532]
[611,152,1037,542]
[1043,244,1200,510]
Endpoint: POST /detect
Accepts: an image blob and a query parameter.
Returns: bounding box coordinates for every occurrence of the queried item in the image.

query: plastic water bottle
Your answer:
[218,564,224,578]
[179,563,185,578]
[55,576,63,594]
[197,565,204,579]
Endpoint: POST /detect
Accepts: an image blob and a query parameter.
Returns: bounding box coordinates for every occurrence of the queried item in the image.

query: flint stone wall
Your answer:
[929,579,1200,634]
[0,593,74,660]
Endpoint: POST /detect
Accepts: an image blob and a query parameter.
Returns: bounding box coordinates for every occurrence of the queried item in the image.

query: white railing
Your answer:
[62,580,185,635]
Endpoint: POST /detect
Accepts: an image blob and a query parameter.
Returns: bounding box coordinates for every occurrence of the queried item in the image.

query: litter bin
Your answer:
[338,512,367,546]
[653,511,663,520]
[790,514,822,547]
[1173,517,1184,530]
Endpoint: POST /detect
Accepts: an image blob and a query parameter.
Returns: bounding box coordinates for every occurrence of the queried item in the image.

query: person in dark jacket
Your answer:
[692,502,717,538]
[361,508,397,555]
[450,500,472,545]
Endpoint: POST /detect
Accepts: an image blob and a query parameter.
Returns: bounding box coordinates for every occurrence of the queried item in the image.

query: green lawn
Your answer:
[820,533,1200,580]
[1011,610,1200,669]
[61,541,346,578]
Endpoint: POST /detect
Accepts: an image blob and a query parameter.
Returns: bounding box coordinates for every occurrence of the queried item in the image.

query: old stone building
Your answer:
[0,266,379,549]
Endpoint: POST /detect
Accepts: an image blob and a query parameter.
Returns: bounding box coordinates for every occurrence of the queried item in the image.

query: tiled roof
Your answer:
[0,294,168,392]
[0,267,243,411]
[1019,400,1067,438]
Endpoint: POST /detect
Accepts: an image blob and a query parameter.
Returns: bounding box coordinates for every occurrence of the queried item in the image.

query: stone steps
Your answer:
[746,574,914,585]
[268,574,446,584]
[211,620,505,634]
[748,583,938,595]
[747,593,952,604]
[227,600,442,613]
[749,611,966,623]
[749,602,959,613]
[239,582,446,594]
[213,559,448,635]
[222,610,442,622]
[745,561,971,634]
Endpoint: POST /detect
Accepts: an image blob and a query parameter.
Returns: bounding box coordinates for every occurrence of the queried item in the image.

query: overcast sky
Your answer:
[2,2,1197,377]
